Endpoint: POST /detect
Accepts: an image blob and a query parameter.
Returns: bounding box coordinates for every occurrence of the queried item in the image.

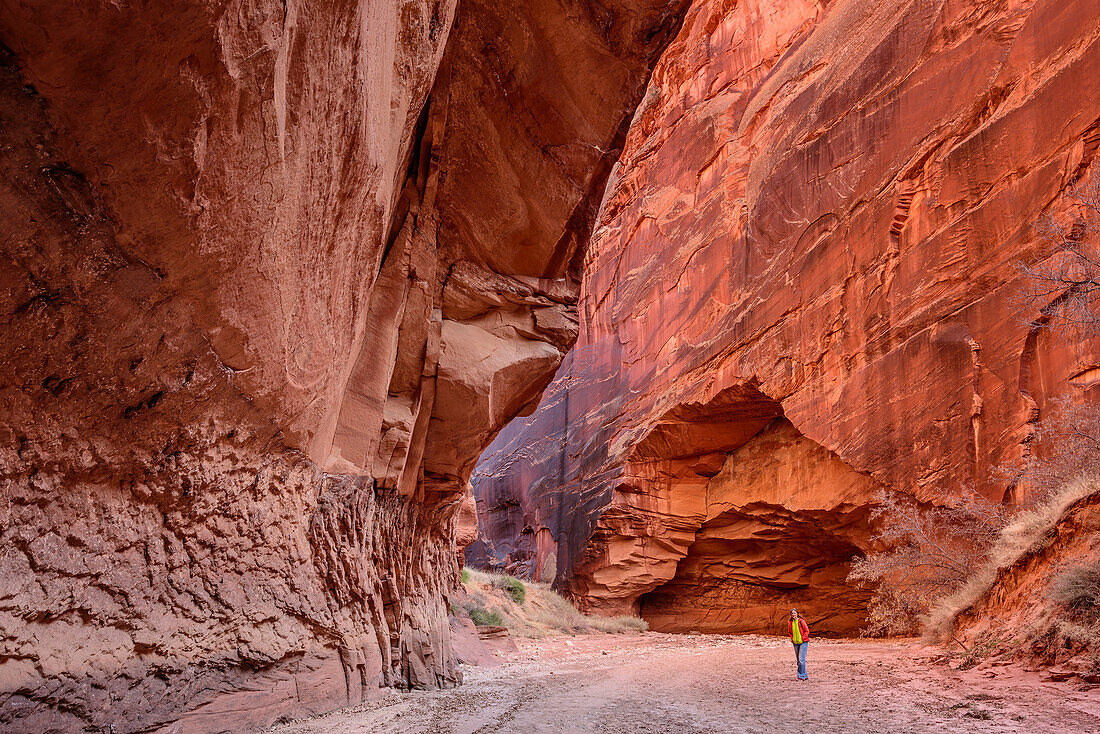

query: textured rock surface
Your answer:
[956,480,1100,670]
[638,419,877,635]
[0,1,686,731]
[471,0,1100,636]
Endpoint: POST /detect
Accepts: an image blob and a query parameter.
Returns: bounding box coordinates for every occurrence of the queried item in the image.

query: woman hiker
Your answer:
[788,608,809,680]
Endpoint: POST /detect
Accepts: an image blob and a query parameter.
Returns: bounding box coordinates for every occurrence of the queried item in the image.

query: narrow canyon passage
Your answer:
[3,0,1100,728]
[272,634,1100,734]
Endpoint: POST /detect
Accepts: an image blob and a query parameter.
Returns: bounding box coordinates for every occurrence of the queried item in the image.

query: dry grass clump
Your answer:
[992,471,1098,566]
[587,615,650,633]
[1049,562,1100,622]
[924,471,1100,640]
[458,568,648,637]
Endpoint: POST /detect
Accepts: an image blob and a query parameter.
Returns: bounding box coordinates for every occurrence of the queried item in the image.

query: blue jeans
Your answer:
[793,642,808,679]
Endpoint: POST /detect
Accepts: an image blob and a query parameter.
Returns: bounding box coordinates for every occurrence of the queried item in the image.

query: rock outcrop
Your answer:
[0,1,687,731]
[955,475,1100,673]
[471,0,1100,636]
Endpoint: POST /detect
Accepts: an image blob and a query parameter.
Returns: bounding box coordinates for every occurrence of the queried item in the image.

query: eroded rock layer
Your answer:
[956,477,1100,669]
[471,0,1100,636]
[0,1,686,730]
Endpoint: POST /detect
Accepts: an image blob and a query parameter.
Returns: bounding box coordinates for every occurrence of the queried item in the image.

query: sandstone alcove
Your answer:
[563,385,881,636]
[637,418,878,636]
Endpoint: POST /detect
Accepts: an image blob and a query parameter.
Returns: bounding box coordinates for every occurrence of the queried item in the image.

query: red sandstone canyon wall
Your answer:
[470,0,1100,636]
[0,1,687,731]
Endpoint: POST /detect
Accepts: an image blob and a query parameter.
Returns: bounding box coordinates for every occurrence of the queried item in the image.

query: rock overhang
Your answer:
[0,0,692,730]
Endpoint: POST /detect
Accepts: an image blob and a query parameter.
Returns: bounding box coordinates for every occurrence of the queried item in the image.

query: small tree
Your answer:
[854,172,1100,639]
[1004,170,1100,499]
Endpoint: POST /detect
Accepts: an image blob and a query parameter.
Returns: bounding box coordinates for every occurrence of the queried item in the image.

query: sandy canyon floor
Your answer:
[272,634,1100,733]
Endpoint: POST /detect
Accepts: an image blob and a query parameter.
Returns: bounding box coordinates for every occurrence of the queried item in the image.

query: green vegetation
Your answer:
[456,567,648,637]
[501,576,526,605]
[467,607,504,627]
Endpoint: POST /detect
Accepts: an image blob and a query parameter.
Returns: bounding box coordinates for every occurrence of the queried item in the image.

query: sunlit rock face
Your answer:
[0,0,687,730]
[637,419,877,636]
[471,0,1100,635]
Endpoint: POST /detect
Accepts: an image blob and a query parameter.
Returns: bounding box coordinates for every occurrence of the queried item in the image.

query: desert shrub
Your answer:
[856,588,927,638]
[467,607,504,627]
[848,488,1007,636]
[1055,620,1097,647]
[465,567,510,588]
[1050,562,1100,622]
[997,398,1100,507]
[955,633,1011,670]
[501,576,527,605]
[460,567,471,585]
[526,587,586,633]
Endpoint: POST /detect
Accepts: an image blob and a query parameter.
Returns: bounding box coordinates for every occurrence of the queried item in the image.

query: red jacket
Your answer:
[787,618,809,643]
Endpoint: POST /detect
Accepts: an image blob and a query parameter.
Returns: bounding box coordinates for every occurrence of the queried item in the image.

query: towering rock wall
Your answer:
[470,0,1100,636]
[0,1,686,731]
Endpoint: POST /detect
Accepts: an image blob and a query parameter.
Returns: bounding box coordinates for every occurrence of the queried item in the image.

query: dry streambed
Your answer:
[272,634,1100,733]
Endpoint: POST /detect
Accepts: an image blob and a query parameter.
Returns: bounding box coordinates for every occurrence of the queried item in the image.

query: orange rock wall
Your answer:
[471,0,1100,636]
[0,1,687,730]
[956,478,1100,669]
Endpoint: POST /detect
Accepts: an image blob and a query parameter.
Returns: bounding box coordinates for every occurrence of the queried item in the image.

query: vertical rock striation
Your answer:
[471,0,1100,635]
[0,1,686,731]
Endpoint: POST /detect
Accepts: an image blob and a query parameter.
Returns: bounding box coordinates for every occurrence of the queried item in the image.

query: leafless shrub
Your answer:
[999,397,1100,504]
[848,488,1009,636]
[1017,173,1100,334]
[1002,172,1100,502]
